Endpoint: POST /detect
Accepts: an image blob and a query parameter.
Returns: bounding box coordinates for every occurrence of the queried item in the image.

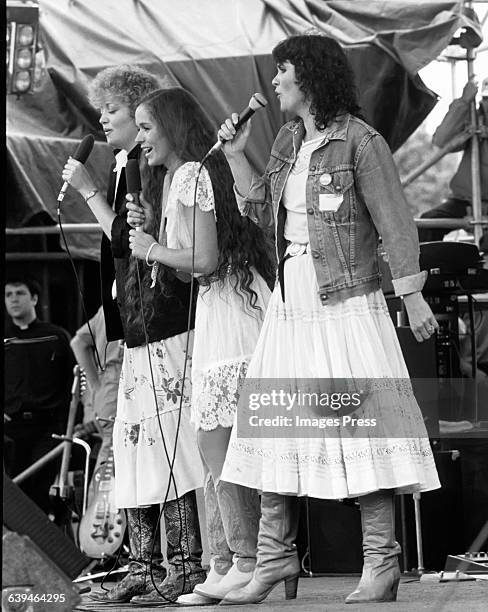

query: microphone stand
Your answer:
[48,365,86,536]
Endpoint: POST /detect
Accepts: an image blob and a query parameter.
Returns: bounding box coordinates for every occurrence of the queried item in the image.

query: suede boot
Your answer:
[221,493,300,605]
[130,490,205,605]
[345,490,401,603]
[89,506,165,603]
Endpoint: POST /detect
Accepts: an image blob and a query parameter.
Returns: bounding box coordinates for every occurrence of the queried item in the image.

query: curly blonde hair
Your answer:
[88,64,161,115]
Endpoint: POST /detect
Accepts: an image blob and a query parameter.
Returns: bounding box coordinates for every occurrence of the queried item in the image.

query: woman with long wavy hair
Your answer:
[127,87,275,605]
[62,67,206,604]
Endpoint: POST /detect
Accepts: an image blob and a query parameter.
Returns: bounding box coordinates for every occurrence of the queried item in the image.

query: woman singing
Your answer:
[217,35,441,605]
[125,87,275,605]
[62,66,205,603]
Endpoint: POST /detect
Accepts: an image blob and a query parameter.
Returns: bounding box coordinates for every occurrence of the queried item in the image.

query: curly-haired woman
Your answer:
[126,87,275,605]
[63,66,206,603]
[216,35,441,604]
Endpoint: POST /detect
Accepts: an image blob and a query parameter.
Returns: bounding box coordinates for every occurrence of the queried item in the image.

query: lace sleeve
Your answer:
[173,162,215,213]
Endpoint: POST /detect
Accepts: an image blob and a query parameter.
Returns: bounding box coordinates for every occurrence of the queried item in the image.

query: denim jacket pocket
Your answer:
[318,168,355,224]
[267,158,288,205]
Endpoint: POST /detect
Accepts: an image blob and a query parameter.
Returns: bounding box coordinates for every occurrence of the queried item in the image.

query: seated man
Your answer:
[419,77,488,251]
[4,275,75,514]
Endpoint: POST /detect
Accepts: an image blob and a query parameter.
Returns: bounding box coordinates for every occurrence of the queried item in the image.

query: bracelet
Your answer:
[83,189,99,203]
[145,241,159,267]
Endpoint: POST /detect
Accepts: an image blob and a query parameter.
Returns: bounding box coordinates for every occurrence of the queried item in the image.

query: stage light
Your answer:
[18,24,35,46]
[6,1,39,96]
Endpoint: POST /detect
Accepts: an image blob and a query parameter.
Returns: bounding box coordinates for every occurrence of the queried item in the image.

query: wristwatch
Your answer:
[84,189,99,203]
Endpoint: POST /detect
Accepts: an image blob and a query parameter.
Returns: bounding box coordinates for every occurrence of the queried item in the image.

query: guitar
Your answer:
[78,446,127,558]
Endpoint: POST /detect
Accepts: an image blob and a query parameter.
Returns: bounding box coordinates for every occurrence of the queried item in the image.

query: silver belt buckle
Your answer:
[288,243,307,257]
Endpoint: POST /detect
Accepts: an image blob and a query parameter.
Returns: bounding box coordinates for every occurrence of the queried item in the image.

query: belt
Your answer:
[278,243,308,302]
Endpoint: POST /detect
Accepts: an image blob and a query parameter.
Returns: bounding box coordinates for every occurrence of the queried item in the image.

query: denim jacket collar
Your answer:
[284,114,350,140]
[275,114,350,162]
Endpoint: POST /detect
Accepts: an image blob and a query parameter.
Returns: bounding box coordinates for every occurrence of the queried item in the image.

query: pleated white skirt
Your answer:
[221,252,440,499]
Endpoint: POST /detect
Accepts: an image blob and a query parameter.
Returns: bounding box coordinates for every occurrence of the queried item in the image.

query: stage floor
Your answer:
[75,574,488,611]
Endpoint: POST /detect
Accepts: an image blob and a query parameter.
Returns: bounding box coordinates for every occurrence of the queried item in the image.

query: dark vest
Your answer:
[101,146,196,347]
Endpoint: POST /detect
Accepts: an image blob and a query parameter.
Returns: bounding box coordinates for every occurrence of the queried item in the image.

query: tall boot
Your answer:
[131,490,206,604]
[89,505,165,602]
[221,493,300,605]
[178,474,232,606]
[195,479,260,600]
[345,490,401,604]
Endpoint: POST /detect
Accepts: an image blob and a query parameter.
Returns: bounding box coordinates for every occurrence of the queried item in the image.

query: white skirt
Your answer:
[113,332,204,507]
[191,272,271,431]
[221,252,441,499]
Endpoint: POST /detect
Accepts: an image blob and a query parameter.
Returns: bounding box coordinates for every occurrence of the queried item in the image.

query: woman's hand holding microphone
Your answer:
[127,194,159,264]
[217,113,252,157]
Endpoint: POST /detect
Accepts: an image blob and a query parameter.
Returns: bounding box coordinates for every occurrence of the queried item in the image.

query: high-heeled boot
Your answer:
[178,474,232,606]
[194,479,260,600]
[130,490,206,605]
[221,493,300,605]
[345,490,401,604]
[89,506,165,602]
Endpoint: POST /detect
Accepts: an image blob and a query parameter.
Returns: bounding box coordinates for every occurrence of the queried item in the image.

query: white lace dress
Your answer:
[166,162,271,431]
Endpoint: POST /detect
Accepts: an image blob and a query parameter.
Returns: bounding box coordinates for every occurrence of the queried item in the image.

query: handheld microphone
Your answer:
[205,92,268,157]
[125,159,143,232]
[57,134,95,202]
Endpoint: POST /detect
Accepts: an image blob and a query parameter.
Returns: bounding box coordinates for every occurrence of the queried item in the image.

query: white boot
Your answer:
[176,592,220,605]
[193,557,254,599]
[177,558,227,605]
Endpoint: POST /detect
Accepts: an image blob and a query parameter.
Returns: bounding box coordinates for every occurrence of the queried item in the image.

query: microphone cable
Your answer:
[56,207,105,371]
[56,136,105,373]
[132,162,207,603]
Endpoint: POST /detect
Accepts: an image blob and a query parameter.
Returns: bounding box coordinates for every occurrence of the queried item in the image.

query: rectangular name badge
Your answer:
[319,193,343,212]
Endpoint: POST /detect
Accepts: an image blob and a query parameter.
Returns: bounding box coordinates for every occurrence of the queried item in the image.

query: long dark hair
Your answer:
[125,87,275,327]
[272,35,362,129]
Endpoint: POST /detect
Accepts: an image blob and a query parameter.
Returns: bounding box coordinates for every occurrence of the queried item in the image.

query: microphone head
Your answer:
[126,159,142,193]
[249,93,268,110]
[73,134,95,163]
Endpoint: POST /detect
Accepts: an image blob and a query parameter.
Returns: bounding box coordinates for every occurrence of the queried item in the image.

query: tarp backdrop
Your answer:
[6,0,482,259]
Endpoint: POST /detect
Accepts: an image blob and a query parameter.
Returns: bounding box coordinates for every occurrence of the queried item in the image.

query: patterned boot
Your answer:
[89,505,166,603]
[130,490,206,605]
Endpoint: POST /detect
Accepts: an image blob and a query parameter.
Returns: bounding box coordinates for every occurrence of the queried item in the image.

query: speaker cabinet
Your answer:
[296,498,364,574]
[3,474,89,579]
[2,530,81,612]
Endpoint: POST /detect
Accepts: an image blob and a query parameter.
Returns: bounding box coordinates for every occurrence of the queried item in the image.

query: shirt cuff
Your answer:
[392,270,427,297]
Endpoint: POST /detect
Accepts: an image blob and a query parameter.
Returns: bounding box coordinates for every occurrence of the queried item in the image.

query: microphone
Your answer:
[125,159,143,232]
[57,134,95,202]
[205,92,268,157]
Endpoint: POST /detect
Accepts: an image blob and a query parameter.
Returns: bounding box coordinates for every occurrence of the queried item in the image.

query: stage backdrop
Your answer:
[6,0,482,258]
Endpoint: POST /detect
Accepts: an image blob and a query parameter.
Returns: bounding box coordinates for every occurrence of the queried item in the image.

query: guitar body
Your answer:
[78,450,126,559]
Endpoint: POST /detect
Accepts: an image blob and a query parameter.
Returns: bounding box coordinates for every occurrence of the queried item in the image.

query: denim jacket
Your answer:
[236,114,426,304]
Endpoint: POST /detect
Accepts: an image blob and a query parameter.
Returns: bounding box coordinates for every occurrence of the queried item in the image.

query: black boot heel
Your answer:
[284,575,299,600]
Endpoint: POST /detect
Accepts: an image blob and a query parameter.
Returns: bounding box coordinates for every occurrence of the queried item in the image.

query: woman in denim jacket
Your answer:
[217,35,441,605]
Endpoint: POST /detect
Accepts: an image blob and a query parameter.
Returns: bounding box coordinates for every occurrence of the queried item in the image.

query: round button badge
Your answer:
[319,173,332,186]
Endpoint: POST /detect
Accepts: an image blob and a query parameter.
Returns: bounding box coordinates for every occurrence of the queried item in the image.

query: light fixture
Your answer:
[6,1,39,95]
